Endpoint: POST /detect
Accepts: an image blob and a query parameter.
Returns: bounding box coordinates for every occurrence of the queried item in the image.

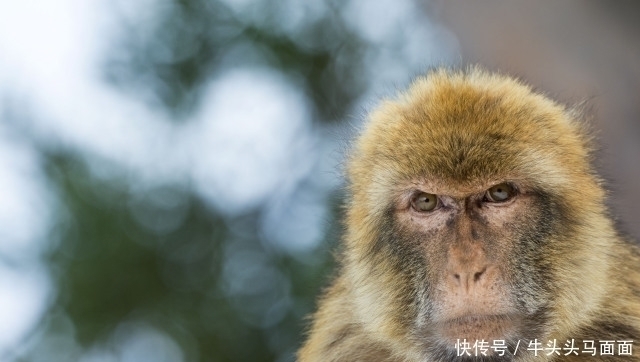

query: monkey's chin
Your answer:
[436,314,519,345]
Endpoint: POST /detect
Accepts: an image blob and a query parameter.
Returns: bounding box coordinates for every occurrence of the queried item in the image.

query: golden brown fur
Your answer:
[298,68,640,361]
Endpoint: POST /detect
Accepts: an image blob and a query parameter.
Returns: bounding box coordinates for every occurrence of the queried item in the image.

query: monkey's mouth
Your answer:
[436,314,520,343]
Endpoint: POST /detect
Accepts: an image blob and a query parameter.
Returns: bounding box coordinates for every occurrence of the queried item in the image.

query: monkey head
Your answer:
[343,68,613,360]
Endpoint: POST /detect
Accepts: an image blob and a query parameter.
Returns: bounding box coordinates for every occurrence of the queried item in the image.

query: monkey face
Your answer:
[350,171,563,360]
[392,179,554,355]
[344,69,605,360]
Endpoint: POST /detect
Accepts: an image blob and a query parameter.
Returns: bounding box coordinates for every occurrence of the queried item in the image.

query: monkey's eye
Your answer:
[411,192,439,212]
[485,183,516,202]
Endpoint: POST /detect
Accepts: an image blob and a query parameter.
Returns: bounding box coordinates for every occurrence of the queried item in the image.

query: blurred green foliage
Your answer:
[105,0,368,122]
[41,154,336,361]
[21,0,377,361]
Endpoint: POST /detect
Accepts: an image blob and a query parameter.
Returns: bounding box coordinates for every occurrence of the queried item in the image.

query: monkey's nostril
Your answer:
[473,267,487,282]
[454,274,460,280]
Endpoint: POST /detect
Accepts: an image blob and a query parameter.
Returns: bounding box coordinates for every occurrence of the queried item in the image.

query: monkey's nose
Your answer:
[450,265,489,292]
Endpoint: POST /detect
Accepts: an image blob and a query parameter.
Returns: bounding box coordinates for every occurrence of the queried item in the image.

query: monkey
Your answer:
[298,67,640,362]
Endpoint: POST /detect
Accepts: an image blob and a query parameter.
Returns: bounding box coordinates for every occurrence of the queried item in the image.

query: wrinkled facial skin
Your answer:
[373,180,562,361]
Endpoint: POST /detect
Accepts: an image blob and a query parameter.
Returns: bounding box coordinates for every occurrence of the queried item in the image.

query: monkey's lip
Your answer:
[436,314,519,342]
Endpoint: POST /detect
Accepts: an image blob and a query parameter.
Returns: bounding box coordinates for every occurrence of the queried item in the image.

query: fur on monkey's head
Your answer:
[348,68,600,218]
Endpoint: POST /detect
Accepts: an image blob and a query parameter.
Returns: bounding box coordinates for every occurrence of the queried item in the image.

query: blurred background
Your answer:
[0,0,638,361]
